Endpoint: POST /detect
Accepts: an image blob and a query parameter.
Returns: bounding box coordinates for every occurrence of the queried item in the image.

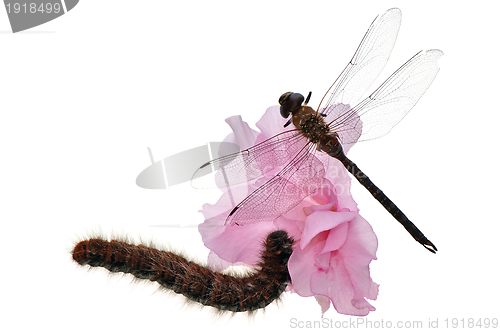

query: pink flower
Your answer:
[198,106,378,316]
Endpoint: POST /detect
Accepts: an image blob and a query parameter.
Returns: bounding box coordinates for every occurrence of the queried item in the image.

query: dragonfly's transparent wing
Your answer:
[191,129,308,189]
[226,145,325,225]
[330,49,443,145]
[318,8,402,114]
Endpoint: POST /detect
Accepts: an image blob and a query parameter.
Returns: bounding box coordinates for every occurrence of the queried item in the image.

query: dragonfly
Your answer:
[192,8,441,253]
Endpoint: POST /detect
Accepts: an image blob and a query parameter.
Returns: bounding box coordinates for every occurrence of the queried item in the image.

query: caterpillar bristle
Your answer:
[72,230,294,313]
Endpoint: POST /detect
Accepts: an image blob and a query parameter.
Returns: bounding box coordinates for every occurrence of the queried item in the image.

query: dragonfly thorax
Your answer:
[278,91,330,143]
[293,106,329,143]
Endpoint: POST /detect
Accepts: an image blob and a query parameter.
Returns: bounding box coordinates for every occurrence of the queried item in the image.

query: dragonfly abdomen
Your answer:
[318,131,345,158]
[337,156,437,253]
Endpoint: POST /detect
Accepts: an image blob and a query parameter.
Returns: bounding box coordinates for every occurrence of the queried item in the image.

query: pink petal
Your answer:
[323,161,358,212]
[223,115,259,150]
[199,215,277,266]
[310,255,373,316]
[198,177,278,266]
[288,244,316,297]
[255,105,285,140]
[352,297,376,311]
[274,215,303,240]
[341,215,378,258]
[322,222,349,254]
[339,216,378,302]
[206,251,235,272]
[300,211,357,249]
[314,251,332,270]
[315,295,332,316]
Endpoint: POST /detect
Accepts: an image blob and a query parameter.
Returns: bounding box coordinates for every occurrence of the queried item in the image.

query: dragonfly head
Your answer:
[279,92,304,118]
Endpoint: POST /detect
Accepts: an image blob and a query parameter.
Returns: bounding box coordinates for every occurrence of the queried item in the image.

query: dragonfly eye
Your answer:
[278,92,293,105]
[279,92,304,118]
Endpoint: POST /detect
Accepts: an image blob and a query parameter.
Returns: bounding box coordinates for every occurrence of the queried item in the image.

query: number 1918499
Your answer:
[6,2,61,14]
[444,318,498,329]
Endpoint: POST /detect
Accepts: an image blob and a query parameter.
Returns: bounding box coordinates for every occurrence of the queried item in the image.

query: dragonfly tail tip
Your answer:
[423,241,437,254]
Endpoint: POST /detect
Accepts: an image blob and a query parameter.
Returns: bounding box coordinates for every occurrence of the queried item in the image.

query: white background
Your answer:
[1,1,499,331]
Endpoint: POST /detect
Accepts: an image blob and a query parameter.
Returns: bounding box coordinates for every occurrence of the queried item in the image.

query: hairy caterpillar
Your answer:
[72,230,294,312]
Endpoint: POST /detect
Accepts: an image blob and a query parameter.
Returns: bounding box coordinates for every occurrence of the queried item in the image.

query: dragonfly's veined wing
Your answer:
[318,8,402,117]
[191,129,308,189]
[192,8,401,189]
[192,9,441,228]
[191,126,327,225]
[226,143,325,225]
[329,49,443,146]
